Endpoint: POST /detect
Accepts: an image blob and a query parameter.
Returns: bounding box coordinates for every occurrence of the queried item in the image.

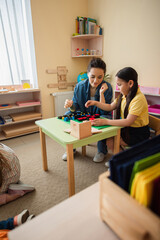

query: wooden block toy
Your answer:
[70,120,92,139]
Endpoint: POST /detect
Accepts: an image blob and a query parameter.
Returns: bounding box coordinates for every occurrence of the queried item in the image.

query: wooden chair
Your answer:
[149,114,160,136]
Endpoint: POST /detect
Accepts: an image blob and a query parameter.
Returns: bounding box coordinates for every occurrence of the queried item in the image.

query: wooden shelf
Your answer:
[0,103,41,111]
[0,129,39,141]
[71,34,103,58]
[72,54,102,58]
[2,121,39,138]
[0,88,40,95]
[0,89,42,140]
[2,117,42,126]
[71,34,102,40]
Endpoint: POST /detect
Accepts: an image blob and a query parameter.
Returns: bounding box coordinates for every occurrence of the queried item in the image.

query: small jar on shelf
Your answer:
[86,49,89,55]
[75,48,80,56]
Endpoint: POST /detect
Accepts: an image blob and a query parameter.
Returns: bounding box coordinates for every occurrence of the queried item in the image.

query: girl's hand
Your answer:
[85,100,96,108]
[64,99,73,109]
[91,118,108,126]
[100,83,108,94]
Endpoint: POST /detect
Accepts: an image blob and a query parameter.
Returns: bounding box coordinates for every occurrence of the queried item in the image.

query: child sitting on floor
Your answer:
[0,143,35,205]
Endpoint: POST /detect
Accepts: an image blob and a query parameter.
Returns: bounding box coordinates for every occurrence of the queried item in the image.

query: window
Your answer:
[0,0,38,88]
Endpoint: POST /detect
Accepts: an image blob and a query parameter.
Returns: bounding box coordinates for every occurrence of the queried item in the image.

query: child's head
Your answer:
[87,58,106,88]
[115,67,138,119]
[116,67,138,96]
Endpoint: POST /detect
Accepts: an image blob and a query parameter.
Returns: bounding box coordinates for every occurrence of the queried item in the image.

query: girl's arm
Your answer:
[91,114,137,127]
[85,100,116,112]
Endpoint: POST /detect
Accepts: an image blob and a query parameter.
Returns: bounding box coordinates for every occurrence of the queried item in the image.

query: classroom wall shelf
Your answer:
[71,34,103,58]
[0,89,42,140]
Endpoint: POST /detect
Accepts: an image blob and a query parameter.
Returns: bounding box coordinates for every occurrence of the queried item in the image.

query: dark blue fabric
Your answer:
[117,144,160,192]
[110,135,160,189]
[0,218,14,230]
[72,79,113,117]
[121,125,150,146]
[65,79,113,154]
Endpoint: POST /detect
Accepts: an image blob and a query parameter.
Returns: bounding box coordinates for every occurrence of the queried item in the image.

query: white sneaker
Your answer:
[93,152,106,163]
[16,209,29,226]
[8,183,35,191]
[27,214,35,221]
[62,149,76,161]
[105,161,110,168]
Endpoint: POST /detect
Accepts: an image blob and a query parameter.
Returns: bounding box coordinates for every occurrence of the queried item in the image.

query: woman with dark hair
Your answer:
[63,58,113,163]
[85,67,150,160]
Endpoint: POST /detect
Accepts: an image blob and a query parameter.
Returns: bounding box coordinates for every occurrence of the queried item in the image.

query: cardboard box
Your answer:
[70,120,92,139]
[99,172,160,240]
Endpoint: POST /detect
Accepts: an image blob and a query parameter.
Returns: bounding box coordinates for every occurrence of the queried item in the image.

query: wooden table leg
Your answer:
[66,144,75,197]
[82,146,86,156]
[39,127,48,171]
[113,129,121,154]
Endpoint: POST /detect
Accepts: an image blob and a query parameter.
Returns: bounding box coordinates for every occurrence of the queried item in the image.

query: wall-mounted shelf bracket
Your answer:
[46,66,76,90]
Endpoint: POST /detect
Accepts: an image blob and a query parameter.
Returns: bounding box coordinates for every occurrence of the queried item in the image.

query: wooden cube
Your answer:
[70,120,92,139]
[99,172,160,240]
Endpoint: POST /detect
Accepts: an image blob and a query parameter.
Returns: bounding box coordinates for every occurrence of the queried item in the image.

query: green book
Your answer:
[129,152,160,193]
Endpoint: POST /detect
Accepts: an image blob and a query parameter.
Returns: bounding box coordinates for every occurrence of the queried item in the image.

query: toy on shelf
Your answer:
[21,80,31,89]
[86,49,89,55]
[0,104,11,109]
[76,48,80,56]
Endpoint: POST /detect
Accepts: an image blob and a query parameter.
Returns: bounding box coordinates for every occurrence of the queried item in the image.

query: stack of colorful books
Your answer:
[75,16,102,35]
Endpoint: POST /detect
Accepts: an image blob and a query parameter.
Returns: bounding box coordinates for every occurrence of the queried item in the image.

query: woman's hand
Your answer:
[100,83,108,94]
[64,99,73,109]
[91,118,108,126]
[85,100,96,108]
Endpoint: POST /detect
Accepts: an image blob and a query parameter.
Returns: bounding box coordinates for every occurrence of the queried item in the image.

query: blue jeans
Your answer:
[97,114,111,155]
[0,218,14,230]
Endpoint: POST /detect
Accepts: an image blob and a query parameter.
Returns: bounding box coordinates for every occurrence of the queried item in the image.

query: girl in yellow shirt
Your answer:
[85,67,150,150]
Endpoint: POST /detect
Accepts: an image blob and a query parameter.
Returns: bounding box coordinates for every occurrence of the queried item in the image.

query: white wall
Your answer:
[88,0,160,88]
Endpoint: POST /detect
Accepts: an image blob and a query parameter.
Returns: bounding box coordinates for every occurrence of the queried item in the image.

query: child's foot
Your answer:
[27,214,35,221]
[93,152,106,163]
[105,161,109,168]
[14,209,29,226]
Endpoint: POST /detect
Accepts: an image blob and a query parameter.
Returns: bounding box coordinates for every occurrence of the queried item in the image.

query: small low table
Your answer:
[36,117,121,196]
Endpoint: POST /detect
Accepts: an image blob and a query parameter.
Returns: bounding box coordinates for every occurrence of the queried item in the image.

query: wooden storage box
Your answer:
[99,172,160,240]
[70,120,92,139]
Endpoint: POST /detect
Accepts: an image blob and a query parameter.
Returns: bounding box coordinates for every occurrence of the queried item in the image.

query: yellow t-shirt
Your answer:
[114,88,149,127]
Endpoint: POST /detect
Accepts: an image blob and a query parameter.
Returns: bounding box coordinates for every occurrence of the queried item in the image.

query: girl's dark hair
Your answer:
[87,58,106,75]
[116,67,138,119]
